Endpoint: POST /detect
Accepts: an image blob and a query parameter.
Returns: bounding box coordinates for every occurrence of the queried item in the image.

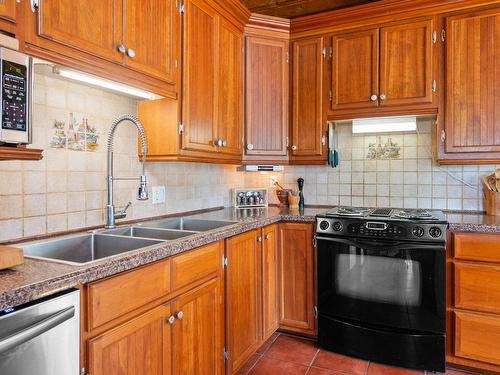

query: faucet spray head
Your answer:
[137,175,148,200]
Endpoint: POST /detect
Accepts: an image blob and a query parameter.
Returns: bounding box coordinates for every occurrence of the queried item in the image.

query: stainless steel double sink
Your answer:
[22,218,236,265]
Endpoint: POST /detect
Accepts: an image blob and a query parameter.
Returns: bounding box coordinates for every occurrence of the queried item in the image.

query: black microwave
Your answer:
[0,47,32,145]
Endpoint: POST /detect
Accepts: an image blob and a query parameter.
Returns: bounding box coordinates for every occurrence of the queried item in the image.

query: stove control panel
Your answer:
[316,217,448,242]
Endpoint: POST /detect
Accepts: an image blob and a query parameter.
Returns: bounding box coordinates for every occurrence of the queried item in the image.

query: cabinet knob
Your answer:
[379,94,386,101]
[175,311,184,320]
[265,233,271,240]
[127,48,136,58]
[167,315,175,325]
[257,236,262,242]
[222,140,227,147]
[117,44,126,54]
[291,145,297,151]
[215,139,223,147]
[370,94,378,102]
[246,143,254,151]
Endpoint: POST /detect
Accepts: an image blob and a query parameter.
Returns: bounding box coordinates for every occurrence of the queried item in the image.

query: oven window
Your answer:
[335,253,422,306]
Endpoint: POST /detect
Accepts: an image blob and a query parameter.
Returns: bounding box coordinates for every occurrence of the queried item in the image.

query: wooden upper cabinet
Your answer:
[245,36,289,157]
[226,230,262,373]
[331,29,379,111]
[30,0,123,63]
[89,305,171,375]
[172,279,224,375]
[380,19,435,107]
[441,8,500,162]
[217,19,243,156]
[262,224,279,340]
[182,0,218,154]
[0,0,17,23]
[278,223,316,336]
[123,0,179,83]
[292,37,325,159]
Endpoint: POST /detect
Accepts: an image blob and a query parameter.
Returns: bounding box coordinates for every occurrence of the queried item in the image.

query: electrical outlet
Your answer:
[270,176,277,188]
[152,186,166,204]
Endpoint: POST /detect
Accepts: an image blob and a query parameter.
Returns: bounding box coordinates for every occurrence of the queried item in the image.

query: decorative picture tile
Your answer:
[67,130,85,151]
[49,119,67,148]
[367,137,401,160]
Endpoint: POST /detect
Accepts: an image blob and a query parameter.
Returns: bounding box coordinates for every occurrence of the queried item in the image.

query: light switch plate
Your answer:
[152,186,166,204]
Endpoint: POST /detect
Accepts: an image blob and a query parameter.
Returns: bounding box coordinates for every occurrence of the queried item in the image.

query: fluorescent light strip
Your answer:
[352,116,417,134]
[54,67,154,100]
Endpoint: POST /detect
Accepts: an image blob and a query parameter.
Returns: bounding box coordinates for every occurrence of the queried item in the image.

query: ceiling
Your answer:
[242,0,381,18]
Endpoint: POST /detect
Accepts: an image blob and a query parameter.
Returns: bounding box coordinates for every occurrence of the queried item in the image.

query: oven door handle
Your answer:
[315,236,443,251]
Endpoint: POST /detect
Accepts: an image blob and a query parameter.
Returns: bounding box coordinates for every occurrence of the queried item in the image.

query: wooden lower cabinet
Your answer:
[225,230,262,373]
[89,305,171,375]
[262,224,279,339]
[449,231,500,373]
[172,278,224,375]
[278,222,316,336]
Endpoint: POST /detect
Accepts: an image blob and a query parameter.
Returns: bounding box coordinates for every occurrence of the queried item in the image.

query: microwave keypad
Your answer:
[2,60,27,132]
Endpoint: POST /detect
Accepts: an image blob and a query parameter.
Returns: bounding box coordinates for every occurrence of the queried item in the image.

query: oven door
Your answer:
[317,236,445,334]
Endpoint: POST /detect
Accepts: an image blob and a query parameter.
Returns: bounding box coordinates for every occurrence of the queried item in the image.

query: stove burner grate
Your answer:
[394,210,436,220]
[369,208,393,217]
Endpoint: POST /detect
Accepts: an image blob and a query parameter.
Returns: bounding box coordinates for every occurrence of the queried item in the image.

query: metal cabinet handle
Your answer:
[257,236,262,242]
[222,140,227,147]
[175,311,184,320]
[291,145,297,151]
[0,306,75,354]
[370,94,378,102]
[246,143,254,151]
[167,315,175,325]
[379,94,386,101]
[117,44,126,54]
[265,233,271,240]
[215,139,223,147]
[127,48,136,58]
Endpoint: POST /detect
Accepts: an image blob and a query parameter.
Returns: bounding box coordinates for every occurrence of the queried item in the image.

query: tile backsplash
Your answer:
[0,66,497,242]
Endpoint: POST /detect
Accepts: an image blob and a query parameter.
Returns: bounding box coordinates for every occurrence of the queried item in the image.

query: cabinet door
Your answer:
[0,0,16,23]
[262,224,279,340]
[226,230,261,373]
[291,37,325,157]
[32,0,123,63]
[245,36,289,156]
[89,305,171,375]
[217,19,243,156]
[172,278,224,375]
[182,0,218,153]
[443,8,500,157]
[278,223,316,336]
[331,29,379,110]
[380,19,434,107]
[123,0,179,83]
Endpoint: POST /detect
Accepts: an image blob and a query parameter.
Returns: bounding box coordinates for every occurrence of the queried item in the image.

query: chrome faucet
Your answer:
[106,114,148,229]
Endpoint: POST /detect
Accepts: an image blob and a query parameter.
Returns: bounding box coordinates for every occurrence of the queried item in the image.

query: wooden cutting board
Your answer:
[0,246,24,270]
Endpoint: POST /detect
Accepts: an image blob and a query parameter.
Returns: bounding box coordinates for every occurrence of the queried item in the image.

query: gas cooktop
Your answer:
[323,206,447,222]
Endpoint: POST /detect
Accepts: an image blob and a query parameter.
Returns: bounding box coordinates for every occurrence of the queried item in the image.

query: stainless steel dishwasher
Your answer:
[0,289,80,375]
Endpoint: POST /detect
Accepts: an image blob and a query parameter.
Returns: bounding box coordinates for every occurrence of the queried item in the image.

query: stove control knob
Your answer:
[412,226,425,237]
[429,227,442,238]
[332,222,343,232]
[319,220,330,231]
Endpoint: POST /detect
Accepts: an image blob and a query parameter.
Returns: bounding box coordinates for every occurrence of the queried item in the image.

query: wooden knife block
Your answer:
[483,179,500,216]
[0,246,24,270]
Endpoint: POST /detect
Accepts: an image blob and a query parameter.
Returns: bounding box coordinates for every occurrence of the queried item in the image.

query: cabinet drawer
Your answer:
[454,232,500,263]
[171,241,221,291]
[88,260,170,330]
[455,263,500,314]
[454,311,500,365]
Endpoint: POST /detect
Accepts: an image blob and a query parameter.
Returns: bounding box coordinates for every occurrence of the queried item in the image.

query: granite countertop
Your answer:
[1,206,500,311]
[0,206,320,311]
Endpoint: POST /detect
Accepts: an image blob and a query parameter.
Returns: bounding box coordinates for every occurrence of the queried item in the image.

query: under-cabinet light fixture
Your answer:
[352,116,417,134]
[52,67,155,100]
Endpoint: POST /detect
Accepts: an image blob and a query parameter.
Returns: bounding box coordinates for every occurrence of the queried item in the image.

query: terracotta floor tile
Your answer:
[307,367,345,375]
[236,353,262,375]
[248,357,309,375]
[312,351,368,375]
[257,332,280,354]
[367,362,423,375]
[440,369,481,375]
[264,335,319,366]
